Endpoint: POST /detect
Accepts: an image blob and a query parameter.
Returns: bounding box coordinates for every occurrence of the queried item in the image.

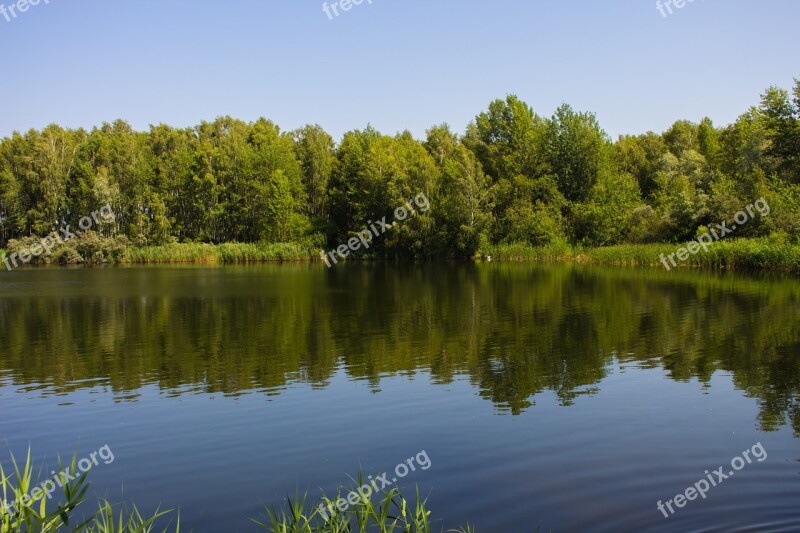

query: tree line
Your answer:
[1,79,798,256]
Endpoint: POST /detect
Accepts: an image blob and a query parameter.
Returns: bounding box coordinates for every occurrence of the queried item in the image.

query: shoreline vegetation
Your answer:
[484,237,800,272]
[3,236,800,274]
[2,80,800,275]
[1,447,474,533]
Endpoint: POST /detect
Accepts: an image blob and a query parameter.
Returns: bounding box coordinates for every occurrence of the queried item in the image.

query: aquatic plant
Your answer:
[255,473,473,533]
[0,448,178,533]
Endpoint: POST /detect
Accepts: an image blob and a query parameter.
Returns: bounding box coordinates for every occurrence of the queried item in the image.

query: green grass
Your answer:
[482,237,800,273]
[3,450,478,532]
[255,473,475,533]
[479,240,575,262]
[121,242,316,264]
[7,237,800,273]
[1,448,178,533]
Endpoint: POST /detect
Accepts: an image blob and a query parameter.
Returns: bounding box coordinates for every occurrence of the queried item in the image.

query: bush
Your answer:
[5,232,130,267]
[72,231,130,264]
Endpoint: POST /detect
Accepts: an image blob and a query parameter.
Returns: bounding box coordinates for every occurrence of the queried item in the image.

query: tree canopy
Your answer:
[2,79,799,256]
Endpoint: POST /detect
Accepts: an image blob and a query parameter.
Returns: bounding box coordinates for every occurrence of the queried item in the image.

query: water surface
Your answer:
[1,264,798,532]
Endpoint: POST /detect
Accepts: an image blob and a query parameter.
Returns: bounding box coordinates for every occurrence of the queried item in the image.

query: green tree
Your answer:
[146,124,196,242]
[293,124,335,222]
[573,172,643,246]
[438,144,494,255]
[424,123,460,169]
[327,126,381,244]
[472,95,548,181]
[1,78,799,256]
[761,81,800,183]
[545,104,613,203]
[264,169,302,242]
[615,132,667,199]
[663,120,699,156]
[719,107,773,192]
[698,117,722,171]
[652,151,711,241]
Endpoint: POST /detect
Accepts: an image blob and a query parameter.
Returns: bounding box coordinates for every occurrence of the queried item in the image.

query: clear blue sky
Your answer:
[0,0,797,141]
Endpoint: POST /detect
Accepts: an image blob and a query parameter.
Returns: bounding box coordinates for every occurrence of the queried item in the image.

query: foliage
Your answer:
[1,79,799,263]
[0,448,177,533]
[1,452,475,533]
[572,172,643,246]
[483,238,800,273]
[255,474,473,533]
[5,232,129,266]
[121,242,316,264]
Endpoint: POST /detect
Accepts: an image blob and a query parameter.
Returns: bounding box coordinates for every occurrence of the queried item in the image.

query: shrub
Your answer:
[4,232,130,267]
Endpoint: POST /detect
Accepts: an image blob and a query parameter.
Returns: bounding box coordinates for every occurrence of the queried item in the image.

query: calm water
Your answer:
[1,264,799,532]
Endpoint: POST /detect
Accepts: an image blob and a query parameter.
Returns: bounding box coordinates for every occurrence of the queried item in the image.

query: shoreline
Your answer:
[2,238,799,274]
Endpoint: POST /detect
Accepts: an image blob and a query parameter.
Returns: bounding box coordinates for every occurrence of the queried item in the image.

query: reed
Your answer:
[121,243,221,264]
[480,240,574,261]
[1,449,92,533]
[3,449,476,533]
[121,242,316,264]
[483,238,800,273]
[8,236,798,274]
[0,448,178,533]
[255,473,474,533]
[87,501,177,533]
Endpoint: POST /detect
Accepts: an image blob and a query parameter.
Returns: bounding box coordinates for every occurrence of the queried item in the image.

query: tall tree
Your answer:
[698,117,721,172]
[545,104,613,203]
[437,144,494,255]
[761,81,800,183]
[293,124,335,222]
[472,95,547,181]
[663,120,699,156]
[615,132,667,199]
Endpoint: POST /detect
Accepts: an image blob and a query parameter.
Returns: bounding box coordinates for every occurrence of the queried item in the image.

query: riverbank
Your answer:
[121,241,315,263]
[482,237,800,273]
[0,237,318,269]
[3,237,800,273]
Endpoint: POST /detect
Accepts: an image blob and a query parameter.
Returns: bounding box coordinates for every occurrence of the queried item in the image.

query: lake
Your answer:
[1,263,798,532]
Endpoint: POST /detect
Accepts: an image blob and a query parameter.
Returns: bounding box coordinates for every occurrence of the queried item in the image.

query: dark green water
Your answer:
[1,264,799,532]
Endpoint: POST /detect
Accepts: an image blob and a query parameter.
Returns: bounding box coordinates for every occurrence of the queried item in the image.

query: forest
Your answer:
[1,79,799,262]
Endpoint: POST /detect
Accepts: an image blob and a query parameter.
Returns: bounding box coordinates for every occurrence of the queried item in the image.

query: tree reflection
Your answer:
[0,264,798,433]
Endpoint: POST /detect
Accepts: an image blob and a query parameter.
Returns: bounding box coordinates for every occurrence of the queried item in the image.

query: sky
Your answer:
[0,0,798,141]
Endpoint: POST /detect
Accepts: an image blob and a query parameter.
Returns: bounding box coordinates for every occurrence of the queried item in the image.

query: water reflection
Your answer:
[0,264,798,433]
